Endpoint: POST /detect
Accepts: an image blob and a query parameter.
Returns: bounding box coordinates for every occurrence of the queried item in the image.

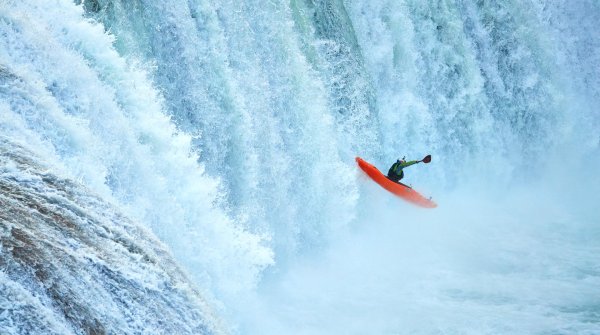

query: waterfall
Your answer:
[1,0,599,334]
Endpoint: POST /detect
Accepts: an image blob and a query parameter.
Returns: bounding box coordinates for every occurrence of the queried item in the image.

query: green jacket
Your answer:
[389,160,418,176]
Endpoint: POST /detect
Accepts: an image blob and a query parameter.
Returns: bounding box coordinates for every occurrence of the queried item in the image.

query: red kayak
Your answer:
[356,157,437,208]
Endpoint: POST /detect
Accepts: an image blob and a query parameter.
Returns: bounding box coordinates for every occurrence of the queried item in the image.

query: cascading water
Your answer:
[1,0,599,334]
[0,139,224,334]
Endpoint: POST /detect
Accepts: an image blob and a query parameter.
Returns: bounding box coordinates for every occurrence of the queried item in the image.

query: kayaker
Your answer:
[387,156,429,183]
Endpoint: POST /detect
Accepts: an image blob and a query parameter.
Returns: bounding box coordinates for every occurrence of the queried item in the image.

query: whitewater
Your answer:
[1,0,599,334]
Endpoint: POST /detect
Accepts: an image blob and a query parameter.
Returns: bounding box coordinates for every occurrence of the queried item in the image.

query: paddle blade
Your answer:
[422,155,431,163]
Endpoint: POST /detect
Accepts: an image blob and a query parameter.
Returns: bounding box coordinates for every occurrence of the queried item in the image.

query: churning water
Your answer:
[1,0,599,334]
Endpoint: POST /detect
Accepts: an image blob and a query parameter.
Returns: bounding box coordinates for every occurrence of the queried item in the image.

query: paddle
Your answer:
[420,155,431,163]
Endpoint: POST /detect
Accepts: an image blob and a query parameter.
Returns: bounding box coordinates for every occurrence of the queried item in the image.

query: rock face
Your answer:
[0,138,225,335]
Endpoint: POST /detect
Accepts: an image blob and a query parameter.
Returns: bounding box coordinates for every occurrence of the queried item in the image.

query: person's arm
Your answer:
[400,160,419,168]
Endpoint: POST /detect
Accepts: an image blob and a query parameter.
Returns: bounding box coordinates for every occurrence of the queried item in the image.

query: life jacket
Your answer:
[389,160,418,178]
[388,161,403,177]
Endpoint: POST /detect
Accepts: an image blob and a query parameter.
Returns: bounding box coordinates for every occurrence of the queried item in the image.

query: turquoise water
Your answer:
[1,0,599,333]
